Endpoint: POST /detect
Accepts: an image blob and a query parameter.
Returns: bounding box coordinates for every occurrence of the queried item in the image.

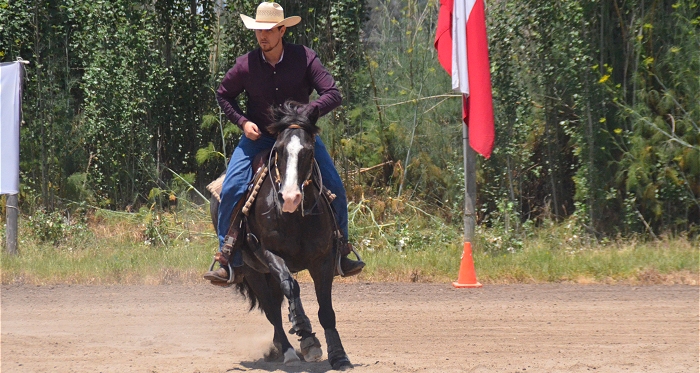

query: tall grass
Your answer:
[1,205,217,285]
[1,199,698,285]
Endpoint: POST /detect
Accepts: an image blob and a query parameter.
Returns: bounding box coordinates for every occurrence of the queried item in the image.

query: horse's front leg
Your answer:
[310,257,353,371]
[256,247,322,363]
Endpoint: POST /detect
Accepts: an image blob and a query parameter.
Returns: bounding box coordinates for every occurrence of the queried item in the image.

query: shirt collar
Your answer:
[261,47,284,65]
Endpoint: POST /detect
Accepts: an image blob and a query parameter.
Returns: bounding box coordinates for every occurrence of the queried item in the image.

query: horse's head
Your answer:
[268,101,321,213]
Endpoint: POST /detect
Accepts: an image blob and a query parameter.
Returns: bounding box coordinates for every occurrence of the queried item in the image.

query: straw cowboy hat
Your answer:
[240,2,301,30]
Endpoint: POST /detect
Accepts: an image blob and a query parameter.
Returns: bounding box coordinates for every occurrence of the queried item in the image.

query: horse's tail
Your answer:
[234,279,260,312]
[235,271,285,314]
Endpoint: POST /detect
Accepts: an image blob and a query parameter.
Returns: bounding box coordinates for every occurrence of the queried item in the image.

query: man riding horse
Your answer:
[204,1,365,285]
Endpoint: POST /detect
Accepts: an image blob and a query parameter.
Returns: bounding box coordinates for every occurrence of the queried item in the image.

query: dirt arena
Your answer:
[1,283,698,372]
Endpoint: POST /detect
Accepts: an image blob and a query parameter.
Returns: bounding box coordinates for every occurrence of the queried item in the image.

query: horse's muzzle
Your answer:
[280,190,302,213]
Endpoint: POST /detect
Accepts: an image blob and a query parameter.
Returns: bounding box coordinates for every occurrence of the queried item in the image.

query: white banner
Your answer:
[0,61,21,195]
[451,0,476,94]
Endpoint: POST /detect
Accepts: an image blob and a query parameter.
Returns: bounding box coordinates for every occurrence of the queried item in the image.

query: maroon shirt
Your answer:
[216,42,342,138]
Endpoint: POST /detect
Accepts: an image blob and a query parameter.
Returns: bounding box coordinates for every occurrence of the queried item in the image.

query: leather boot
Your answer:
[203,266,244,285]
[203,267,229,282]
[336,242,365,277]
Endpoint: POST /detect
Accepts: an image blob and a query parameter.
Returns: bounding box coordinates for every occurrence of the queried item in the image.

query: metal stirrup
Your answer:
[207,258,236,284]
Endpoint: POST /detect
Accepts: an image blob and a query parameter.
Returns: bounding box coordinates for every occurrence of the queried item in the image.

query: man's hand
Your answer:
[243,121,261,140]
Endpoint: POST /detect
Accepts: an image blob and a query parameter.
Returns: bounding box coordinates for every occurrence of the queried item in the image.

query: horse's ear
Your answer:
[304,105,320,126]
[268,105,283,125]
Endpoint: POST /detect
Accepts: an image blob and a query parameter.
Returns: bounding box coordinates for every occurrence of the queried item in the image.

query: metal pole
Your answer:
[462,124,476,243]
[5,194,18,255]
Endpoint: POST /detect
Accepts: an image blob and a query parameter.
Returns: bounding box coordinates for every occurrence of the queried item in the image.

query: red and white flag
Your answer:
[435,0,495,159]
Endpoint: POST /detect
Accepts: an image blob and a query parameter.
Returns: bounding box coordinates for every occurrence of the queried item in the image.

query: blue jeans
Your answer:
[217,134,348,267]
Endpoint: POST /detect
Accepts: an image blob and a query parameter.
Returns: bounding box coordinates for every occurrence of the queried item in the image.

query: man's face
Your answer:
[255,26,285,52]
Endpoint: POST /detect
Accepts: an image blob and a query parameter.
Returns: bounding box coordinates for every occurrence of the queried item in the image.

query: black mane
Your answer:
[267,101,321,136]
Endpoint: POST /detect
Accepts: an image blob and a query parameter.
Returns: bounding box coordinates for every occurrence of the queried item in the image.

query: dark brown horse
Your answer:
[210,102,353,370]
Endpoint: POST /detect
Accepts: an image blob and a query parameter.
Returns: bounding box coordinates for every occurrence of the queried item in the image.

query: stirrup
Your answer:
[336,244,363,277]
[207,257,237,284]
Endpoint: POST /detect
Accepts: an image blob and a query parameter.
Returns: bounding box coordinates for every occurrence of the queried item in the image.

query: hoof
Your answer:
[263,342,283,362]
[283,348,300,366]
[331,356,353,371]
[300,334,323,362]
[304,345,323,362]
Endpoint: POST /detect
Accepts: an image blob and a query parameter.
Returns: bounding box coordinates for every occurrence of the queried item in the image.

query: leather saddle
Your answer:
[206,150,272,204]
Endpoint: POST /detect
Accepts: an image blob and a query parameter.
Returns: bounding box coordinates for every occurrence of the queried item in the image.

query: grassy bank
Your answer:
[1,203,698,285]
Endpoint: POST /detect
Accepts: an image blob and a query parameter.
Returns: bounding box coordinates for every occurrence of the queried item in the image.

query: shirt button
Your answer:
[273,71,276,74]
[275,88,278,91]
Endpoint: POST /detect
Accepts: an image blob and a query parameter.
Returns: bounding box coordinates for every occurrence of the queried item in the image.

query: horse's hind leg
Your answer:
[241,271,299,366]
[310,262,353,370]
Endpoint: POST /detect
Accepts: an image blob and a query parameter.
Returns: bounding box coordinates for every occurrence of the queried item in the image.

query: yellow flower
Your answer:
[598,75,610,84]
[599,118,607,123]
[614,128,622,134]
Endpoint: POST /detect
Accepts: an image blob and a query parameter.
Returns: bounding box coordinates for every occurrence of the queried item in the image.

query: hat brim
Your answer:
[240,14,301,30]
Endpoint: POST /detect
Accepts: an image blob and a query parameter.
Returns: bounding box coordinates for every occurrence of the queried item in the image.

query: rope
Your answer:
[242,166,269,216]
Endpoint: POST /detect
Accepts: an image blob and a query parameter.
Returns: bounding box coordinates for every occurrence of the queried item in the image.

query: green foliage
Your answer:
[27,208,89,245]
[3,0,216,211]
[341,0,465,219]
[195,142,225,166]
[140,207,171,246]
[74,0,215,207]
[65,172,94,203]
[1,0,697,239]
[1,0,86,209]
[600,0,700,234]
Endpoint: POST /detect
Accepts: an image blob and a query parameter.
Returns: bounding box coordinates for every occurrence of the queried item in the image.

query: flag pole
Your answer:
[435,0,491,288]
[6,194,18,255]
[452,121,482,288]
[462,124,476,243]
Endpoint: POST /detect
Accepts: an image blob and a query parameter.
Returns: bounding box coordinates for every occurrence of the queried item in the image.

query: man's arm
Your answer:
[216,61,249,129]
[305,48,342,117]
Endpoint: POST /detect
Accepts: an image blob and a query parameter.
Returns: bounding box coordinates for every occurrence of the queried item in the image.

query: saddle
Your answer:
[206,150,272,204]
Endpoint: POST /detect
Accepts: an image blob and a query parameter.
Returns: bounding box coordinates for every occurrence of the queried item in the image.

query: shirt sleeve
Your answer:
[216,60,249,128]
[305,48,342,117]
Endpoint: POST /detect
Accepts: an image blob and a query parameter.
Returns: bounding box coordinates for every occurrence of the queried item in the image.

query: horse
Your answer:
[209,101,353,371]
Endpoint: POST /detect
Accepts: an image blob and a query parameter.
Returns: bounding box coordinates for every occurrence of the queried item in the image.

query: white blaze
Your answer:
[280,135,303,212]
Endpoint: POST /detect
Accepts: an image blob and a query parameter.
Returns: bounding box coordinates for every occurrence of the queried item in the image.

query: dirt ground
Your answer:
[1,283,698,373]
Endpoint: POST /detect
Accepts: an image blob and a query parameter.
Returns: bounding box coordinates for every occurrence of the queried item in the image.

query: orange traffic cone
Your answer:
[452,242,482,288]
